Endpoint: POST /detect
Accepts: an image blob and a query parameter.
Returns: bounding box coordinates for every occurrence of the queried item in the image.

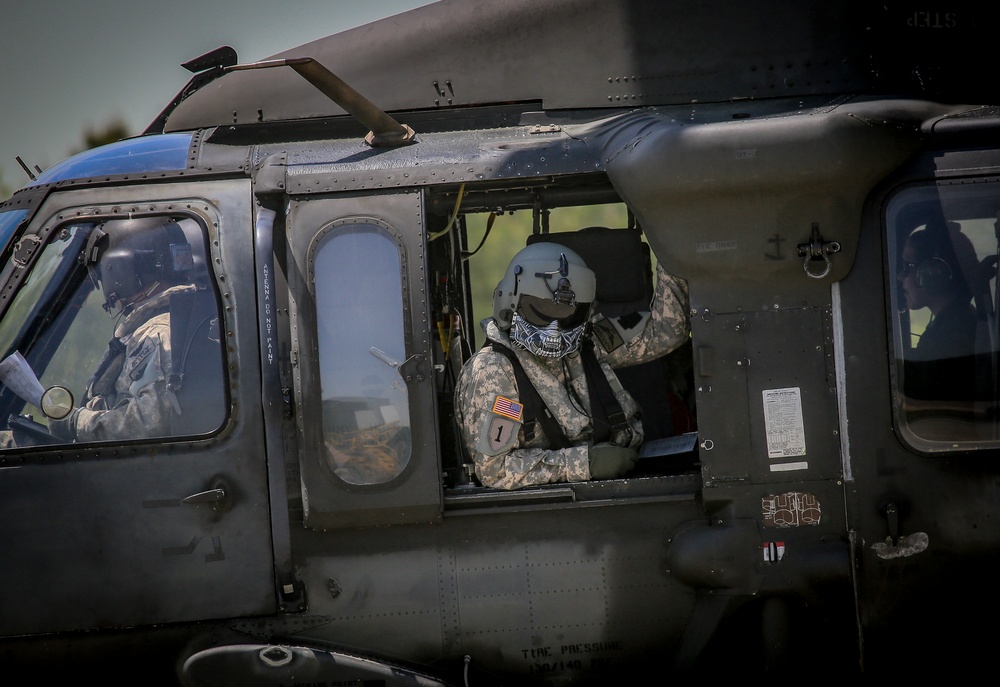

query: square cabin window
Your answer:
[886,183,1000,451]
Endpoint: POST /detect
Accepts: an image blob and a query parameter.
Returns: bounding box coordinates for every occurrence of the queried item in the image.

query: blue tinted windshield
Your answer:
[0,209,28,254]
[28,134,192,187]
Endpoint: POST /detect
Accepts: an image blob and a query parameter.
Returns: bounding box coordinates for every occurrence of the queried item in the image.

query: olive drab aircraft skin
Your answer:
[1,0,999,683]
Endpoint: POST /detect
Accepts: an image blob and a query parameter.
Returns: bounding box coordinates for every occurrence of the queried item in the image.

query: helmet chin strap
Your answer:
[107,280,161,318]
[134,280,161,302]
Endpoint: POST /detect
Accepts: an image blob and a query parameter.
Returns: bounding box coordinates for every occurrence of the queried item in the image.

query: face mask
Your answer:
[510,312,587,359]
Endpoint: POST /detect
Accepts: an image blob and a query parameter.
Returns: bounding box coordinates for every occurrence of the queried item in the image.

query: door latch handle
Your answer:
[884,501,899,545]
[182,488,226,504]
[182,479,231,511]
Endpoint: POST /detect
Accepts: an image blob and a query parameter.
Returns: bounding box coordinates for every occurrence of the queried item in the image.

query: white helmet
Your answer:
[493,242,596,358]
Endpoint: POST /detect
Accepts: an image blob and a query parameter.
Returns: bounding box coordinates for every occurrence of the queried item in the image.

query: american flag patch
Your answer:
[492,395,523,421]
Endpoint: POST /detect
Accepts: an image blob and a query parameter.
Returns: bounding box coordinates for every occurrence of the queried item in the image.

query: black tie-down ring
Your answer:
[797,222,841,279]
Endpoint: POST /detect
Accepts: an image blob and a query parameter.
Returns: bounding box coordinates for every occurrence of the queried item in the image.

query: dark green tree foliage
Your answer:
[2,117,131,202]
[72,116,131,155]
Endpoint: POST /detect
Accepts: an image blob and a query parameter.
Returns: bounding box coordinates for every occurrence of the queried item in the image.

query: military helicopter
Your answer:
[2,0,999,683]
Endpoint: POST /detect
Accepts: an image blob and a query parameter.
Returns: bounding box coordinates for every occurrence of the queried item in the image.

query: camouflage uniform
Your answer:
[455,263,689,489]
[53,285,192,442]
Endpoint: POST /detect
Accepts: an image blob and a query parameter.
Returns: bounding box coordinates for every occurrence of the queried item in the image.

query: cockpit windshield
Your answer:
[26,134,192,188]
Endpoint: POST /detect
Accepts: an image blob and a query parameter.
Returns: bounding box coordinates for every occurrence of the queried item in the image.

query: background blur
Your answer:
[0,0,434,199]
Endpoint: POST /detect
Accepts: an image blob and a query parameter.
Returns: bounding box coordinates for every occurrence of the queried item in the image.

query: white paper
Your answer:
[639,431,699,458]
[0,351,45,408]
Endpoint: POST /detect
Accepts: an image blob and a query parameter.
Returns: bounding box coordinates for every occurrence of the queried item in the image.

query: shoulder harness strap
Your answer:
[488,341,572,449]
[580,338,629,443]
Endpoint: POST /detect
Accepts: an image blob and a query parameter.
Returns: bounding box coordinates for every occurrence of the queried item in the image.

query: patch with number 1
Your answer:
[477,395,522,455]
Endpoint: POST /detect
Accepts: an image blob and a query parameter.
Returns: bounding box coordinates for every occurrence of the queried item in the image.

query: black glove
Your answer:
[48,409,79,442]
[588,443,638,479]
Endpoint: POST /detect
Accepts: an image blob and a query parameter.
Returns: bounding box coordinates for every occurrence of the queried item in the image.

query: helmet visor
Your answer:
[517,294,590,328]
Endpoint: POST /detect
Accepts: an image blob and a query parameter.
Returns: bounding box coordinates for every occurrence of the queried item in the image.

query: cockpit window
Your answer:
[0,209,28,255]
[312,222,412,485]
[0,214,227,450]
[886,182,1000,451]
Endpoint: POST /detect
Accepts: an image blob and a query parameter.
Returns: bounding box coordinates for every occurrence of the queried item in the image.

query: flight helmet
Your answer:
[82,216,194,315]
[493,242,596,358]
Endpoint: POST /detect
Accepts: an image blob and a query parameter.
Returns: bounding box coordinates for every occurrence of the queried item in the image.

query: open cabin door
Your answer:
[285,190,442,529]
[0,180,276,636]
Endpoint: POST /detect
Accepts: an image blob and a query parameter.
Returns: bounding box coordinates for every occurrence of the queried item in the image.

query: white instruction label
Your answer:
[762,387,806,458]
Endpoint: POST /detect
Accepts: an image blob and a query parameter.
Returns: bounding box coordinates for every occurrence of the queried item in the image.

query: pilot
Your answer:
[454,241,689,490]
[49,217,196,442]
[897,222,980,401]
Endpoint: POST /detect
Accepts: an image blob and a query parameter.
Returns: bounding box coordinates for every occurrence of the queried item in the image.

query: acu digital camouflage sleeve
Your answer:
[72,312,175,442]
[454,342,591,490]
[454,263,690,490]
[595,262,690,367]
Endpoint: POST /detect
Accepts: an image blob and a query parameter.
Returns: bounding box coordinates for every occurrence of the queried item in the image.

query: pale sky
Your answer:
[0,0,433,195]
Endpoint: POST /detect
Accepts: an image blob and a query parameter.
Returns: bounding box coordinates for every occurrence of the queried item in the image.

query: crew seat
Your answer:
[527,226,695,444]
[168,287,228,436]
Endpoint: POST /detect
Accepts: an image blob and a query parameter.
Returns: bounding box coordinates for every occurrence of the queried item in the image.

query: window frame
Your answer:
[0,208,230,451]
[884,179,1000,453]
[284,191,442,530]
[310,218,414,487]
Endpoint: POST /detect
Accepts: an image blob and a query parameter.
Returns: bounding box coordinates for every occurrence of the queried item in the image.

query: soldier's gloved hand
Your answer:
[588,443,638,479]
[47,410,78,442]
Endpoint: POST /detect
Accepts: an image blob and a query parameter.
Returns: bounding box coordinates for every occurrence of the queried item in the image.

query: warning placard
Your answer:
[762,387,806,458]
